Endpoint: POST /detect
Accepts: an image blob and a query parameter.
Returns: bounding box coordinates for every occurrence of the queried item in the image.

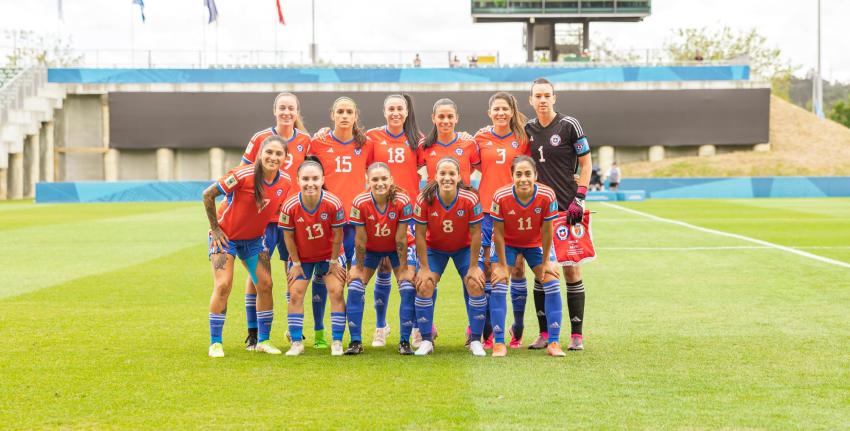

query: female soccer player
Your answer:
[526,78,593,351]
[239,92,325,350]
[279,159,348,356]
[363,94,422,347]
[345,162,417,355]
[202,136,292,357]
[308,97,374,267]
[489,156,565,357]
[417,98,480,186]
[474,92,532,349]
[412,157,486,356]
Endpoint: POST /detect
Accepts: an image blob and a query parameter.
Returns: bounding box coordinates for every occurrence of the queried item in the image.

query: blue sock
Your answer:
[468,294,487,341]
[257,309,273,342]
[398,280,416,342]
[510,278,528,333]
[288,313,304,343]
[490,282,508,344]
[311,277,327,331]
[462,285,472,323]
[244,255,259,285]
[414,295,435,342]
[346,279,366,342]
[209,312,226,344]
[245,293,258,330]
[330,312,346,341]
[374,272,392,328]
[542,280,563,342]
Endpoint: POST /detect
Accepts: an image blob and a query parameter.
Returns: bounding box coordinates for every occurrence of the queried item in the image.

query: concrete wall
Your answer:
[57,95,104,181]
[175,149,211,180]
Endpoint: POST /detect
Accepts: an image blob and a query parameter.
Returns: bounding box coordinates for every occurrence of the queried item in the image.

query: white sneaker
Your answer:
[411,327,422,349]
[286,341,304,356]
[469,340,486,357]
[331,340,344,356]
[414,340,434,356]
[208,342,225,358]
[372,325,391,347]
[256,340,282,355]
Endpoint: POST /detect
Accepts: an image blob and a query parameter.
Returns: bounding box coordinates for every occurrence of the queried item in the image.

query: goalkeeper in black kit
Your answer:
[522,78,592,351]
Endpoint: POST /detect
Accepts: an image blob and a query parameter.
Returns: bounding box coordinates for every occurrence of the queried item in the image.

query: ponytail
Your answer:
[421,98,458,149]
[254,135,288,211]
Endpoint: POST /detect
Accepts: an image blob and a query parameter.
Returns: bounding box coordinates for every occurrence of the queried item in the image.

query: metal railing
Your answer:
[471,0,651,14]
[0,66,44,126]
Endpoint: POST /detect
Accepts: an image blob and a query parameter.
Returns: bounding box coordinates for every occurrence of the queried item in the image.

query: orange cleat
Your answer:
[492,343,507,357]
[546,341,566,357]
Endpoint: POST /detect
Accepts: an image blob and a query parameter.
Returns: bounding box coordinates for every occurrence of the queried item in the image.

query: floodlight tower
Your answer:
[813,0,825,119]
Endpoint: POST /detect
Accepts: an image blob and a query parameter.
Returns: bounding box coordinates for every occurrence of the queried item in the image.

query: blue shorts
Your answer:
[342,224,356,264]
[262,223,289,261]
[490,245,555,269]
[287,255,345,281]
[351,246,419,270]
[427,247,471,279]
[208,234,265,260]
[480,213,494,249]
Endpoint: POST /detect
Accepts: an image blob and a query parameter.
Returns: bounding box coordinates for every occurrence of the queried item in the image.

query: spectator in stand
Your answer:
[468,55,479,68]
[589,165,603,191]
[605,162,621,191]
[413,53,422,68]
[450,55,461,68]
[694,50,704,62]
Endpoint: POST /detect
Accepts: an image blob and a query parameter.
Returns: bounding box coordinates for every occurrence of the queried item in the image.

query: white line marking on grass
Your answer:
[601,202,850,269]
[605,246,850,251]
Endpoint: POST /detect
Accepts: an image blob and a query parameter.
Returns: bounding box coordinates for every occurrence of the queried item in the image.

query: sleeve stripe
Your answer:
[414,219,428,225]
[349,221,365,226]
[241,157,252,164]
[490,215,504,222]
[281,227,295,231]
[563,116,584,139]
[543,215,558,221]
[331,222,346,227]
[216,183,226,195]
[469,219,482,225]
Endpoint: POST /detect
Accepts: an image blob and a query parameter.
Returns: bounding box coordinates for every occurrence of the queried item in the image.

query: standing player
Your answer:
[346,162,417,355]
[474,92,532,349]
[202,136,291,357]
[279,159,348,356]
[239,92,324,350]
[363,94,422,347]
[417,98,480,186]
[526,78,592,351]
[309,97,374,267]
[489,156,565,357]
[412,157,486,356]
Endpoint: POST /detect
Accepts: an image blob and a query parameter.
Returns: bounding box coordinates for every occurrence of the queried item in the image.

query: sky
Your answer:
[0,0,847,81]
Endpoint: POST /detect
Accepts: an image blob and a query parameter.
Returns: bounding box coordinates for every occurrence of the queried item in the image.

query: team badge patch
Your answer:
[403,205,412,216]
[455,148,464,156]
[571,224,585,238]
[224,174,238,188]
[556,225,569,240]
[550,202,558,212]
[388,212,397,220]
[335,209,345,220]
[280,213,290,225]
[350,207,360,219]
[473,203,482,216]
[276,189,284,197]
[296,144,304,152]
[354,148,362,155]
[534,207,542,214]
[320,212,329,220]
[549,135,561,147]
[511,141,519,149]
[457,209,465,217]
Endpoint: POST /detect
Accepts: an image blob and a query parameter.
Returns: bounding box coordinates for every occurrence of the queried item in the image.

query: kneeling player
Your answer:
[346,162,417,355]
[280,159,348,356]
[412,157,486,356]
[490,156,566,357]
[202,136,291,357]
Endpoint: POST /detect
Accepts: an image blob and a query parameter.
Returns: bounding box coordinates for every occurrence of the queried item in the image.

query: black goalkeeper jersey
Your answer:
[525,113,590,210]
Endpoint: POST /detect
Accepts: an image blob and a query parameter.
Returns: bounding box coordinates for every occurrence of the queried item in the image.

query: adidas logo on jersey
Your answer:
[508,210,516,215]
[485,141,493,146]
[430,151,437,156]
[380,140,388,146]
[326,148,334,153]
[431,211,439,217]
[549,322,560,329]
[297,217,305,223]
[368,215,375,220]
[571,316,582,322]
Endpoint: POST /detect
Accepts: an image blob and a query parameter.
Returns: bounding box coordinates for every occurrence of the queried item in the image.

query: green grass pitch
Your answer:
[1,198,849,430]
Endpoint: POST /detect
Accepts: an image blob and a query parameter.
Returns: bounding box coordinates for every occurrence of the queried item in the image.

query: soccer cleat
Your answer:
[286,341,305,356]
[528,332,549,349]
[464,326,472,347]
[313,330,328,349]
[568,334,584,351]
[208,343,225,358]
[331,340,344,356]
[256,340,282,355]
[546,341,566,357]
[398,341,414,355]
[244,333,258,351]
[483,333,494,350]
[469,340,486,357]
[508,326,522,349]
[344,341,364,355]
[492,343,507,357]
[411,328,422,349]
[414,340,434,356]
[372,325,391,347]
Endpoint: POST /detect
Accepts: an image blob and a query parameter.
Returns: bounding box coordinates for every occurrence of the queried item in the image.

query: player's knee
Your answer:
[213,281,233,298]
[466,283,484,297]
[563,266,581,282]
[510,266,525,279]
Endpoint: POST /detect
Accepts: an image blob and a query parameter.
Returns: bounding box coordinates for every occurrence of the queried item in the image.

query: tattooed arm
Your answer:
[203,184,229,251]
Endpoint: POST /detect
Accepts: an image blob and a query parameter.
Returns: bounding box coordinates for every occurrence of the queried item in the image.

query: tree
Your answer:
[663,27,795,100]
[3,30,83,68]
[829,95,850,128]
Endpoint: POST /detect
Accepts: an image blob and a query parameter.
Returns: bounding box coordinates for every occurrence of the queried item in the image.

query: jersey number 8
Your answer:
[442,220,453,233]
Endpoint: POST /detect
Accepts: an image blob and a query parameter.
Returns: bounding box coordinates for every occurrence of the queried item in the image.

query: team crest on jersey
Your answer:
[455,148,464,156]
[276,189,284,197]
[549,135,561,147]
[457,209,465,217]
[534,207,542,214]
[320,212,329,220]
[279,213,290,225]
[511,141,519,149]
[224,174,238,188]
[388,212,397,220]
[571,224,585,238]
[350,207,360,219]
[296,144,304,152]
[556,225,570,240]
[354,148,362,156]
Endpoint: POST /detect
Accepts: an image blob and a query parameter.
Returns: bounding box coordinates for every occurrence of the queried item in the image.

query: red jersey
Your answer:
[417,134,480,186]
[243,127,311,183]
[475,127,530,213]
[490,184,558,248]
[350,191,413,253]
[366,127,422,198]
[308,133,374,213]
[217,166,292,240]
[278,190,347,263]
[413,188,483,252]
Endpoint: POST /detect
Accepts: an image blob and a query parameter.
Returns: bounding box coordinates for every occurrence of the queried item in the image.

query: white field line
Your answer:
[606,246,850,251]
[601,202,850,269]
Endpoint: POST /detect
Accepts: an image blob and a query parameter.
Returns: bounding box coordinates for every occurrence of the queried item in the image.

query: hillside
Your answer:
[622,96,850,177]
